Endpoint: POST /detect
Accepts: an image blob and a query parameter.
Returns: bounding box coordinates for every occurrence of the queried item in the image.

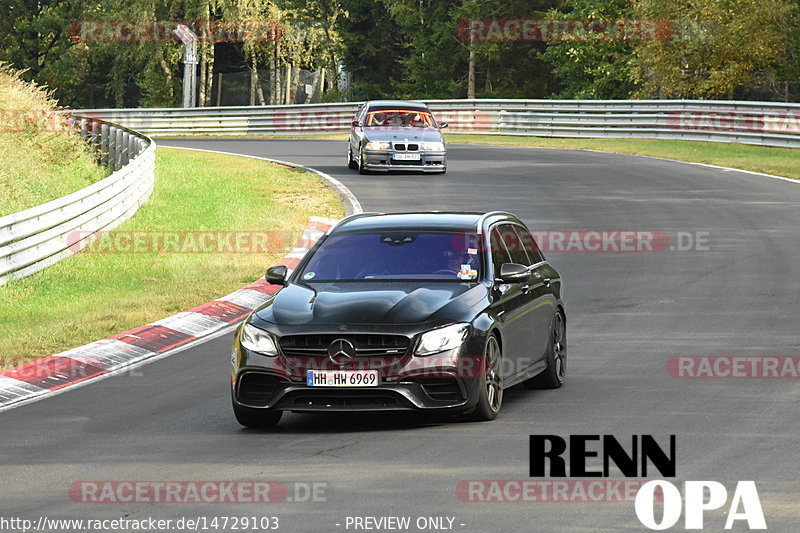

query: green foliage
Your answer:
[539,0,638,98]
[0,0,797,105]
[631,0,800,99]
[338,0,408,99]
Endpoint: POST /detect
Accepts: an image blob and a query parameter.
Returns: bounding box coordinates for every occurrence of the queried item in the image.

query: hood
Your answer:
[363,127,444,144]
[255,281,486,326]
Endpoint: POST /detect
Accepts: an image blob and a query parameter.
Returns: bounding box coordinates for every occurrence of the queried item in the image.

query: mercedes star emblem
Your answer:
[327,338,356,366]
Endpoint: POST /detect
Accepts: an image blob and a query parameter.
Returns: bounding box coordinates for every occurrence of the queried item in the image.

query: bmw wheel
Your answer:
[347,144,358,170]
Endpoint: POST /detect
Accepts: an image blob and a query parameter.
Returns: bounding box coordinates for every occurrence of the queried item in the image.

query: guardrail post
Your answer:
[100,123,110,166]
[128,133,138,159]
[115,128,124,170]
[120,131,130,167]
[110,127,120,171]
[80,119,89,142]
[91,120,101,155]
[108,126,116,170]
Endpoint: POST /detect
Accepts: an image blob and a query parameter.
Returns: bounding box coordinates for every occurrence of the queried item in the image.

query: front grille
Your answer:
[419,379,464,402]
[279,334,410,357]
[238,372,279,406]
[392,143,419,152]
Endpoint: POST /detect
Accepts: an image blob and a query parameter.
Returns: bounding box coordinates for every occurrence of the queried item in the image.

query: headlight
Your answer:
[240,324,279,356]
[415,323,470,356]
[365,141,391,150]
[420,142,445,151]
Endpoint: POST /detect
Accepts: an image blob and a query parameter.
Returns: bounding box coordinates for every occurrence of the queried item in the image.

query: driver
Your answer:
[442,248,479,280]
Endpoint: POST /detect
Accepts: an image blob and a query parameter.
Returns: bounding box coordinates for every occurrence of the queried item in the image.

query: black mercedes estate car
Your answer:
[231,212,565,427]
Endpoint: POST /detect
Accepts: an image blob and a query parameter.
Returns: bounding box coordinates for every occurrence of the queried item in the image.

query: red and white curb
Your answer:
[0,217,335,412]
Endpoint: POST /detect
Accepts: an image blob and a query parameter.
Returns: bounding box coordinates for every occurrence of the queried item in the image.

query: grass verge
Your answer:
[0,63,108,216]
[443,134,800,181]
[0,147,343,368]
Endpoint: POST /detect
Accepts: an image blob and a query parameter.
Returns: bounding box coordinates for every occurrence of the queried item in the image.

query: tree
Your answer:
[338,0,408,99]
[454,0,566,99]
[539,0,639,99]
[631,0,800,99]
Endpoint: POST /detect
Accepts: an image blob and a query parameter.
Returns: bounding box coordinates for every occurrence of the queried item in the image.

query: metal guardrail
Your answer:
[74,99,800,148]
[0,116,156,285]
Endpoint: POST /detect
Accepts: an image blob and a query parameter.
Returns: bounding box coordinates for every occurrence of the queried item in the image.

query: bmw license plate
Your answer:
[392,153,421,161]
[306,370,380,387]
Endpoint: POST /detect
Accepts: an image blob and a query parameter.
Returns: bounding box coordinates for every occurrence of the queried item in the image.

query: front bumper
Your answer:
[232,346,483,413]
[362,150,446,172]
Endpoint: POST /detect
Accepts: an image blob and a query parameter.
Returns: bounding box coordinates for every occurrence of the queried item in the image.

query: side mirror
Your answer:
[439,122,448,129]
[265,265,288,286]
[497,263,529,284]
[351,119,359,128]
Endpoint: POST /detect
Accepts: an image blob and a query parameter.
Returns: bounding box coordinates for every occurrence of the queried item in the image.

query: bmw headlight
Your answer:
[420,142,445,151]
[415,323,470,356]
[365,141,391,150]
[240,324,279,356]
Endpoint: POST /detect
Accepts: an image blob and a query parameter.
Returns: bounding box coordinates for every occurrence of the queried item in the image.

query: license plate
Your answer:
[393,153,421,161]
[306,370,380,387]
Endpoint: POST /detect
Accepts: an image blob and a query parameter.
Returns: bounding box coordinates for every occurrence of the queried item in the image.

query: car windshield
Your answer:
[298,231,481,281]
[365,110,436,128]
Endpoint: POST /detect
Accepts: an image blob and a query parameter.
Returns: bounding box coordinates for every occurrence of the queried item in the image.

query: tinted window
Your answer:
[489,228,512,274]
[299,231,481,281]
[497,225,531,265]
[517,226,544,264]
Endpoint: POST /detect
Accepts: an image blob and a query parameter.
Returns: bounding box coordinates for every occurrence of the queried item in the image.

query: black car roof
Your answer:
[332,212,519,233]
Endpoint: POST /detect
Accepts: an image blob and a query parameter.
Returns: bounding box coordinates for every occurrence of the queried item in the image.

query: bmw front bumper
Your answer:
[361,149,446,172]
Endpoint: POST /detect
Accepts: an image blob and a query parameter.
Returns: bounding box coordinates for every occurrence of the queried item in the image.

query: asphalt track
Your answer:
[2,139,799,532]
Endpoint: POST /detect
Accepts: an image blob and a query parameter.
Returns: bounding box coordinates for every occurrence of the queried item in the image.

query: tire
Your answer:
[347,145,358,170]
[358,152,369,175]
[469,334,503,421]
[524,311,566,390]
[232,399,283,428]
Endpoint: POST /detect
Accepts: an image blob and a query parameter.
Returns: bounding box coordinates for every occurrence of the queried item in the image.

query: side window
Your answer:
[489,228,512,275]
[517,226,544,264]
[498,224,531,266]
